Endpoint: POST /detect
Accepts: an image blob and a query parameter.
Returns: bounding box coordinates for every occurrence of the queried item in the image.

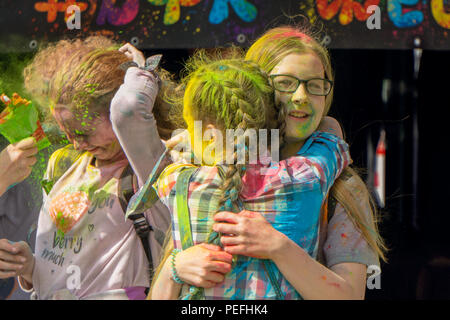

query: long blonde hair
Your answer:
[246,25,387,262]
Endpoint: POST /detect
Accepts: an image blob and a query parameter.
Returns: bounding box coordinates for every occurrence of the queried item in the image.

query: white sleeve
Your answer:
[110,67,166,187]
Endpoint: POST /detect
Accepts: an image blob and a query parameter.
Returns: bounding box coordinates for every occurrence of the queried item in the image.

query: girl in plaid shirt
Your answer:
[146,54,351,299]
[155,25,386,300]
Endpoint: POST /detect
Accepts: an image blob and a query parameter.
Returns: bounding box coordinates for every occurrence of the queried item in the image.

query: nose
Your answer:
[291,82,309,106]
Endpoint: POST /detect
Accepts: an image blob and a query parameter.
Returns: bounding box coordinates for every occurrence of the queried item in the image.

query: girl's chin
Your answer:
[88,147,110,158]
[285,128,315,142]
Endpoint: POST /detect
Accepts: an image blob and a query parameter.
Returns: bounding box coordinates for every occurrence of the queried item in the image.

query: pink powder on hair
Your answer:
[273,31,312,42]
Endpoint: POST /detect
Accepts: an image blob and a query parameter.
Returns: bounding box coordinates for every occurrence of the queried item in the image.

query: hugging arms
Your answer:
[112,38,382,299]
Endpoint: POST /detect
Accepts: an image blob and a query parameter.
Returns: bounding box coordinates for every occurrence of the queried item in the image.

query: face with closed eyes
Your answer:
[53,106,125,166]
[269,52,327,143]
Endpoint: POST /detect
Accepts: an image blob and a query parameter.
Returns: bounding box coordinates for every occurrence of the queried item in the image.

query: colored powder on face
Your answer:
[341,233,347,238]
[321,275,327,281]
[329,282,341,288]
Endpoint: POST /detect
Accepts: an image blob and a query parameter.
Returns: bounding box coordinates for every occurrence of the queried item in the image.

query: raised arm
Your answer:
[110,66,166,187]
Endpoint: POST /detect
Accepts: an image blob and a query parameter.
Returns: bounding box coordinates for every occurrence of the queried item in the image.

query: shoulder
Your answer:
[324,200,380,268]
[48,144,82,166]
[46,145,85,180]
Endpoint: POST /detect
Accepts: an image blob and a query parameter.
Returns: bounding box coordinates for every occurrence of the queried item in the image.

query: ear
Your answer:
[204,124,219,143]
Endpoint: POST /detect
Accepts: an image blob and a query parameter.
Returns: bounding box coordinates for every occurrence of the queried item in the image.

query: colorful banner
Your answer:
[0,0,448,51]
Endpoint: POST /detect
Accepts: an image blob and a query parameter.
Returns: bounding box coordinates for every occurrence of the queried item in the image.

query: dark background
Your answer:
[147,47,450,299]
[331,48,450,299]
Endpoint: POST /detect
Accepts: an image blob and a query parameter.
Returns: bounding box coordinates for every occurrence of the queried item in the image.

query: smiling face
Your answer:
[270,52,327,144]
[53,106,125,166]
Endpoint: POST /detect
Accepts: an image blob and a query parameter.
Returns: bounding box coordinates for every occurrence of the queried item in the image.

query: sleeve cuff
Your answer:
[17,276,34,293]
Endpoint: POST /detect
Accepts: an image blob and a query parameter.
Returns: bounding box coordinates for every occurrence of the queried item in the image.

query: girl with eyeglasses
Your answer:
[156,25,387,300]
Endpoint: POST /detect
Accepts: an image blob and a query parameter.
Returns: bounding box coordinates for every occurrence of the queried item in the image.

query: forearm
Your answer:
[110,67,166,186]
[272,234,363,300]
[150,257,182,300]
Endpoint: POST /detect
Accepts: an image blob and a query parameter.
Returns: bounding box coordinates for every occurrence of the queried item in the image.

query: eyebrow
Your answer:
[274,73,326,79]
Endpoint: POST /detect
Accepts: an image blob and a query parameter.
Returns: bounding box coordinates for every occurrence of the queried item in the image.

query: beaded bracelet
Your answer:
[170,249,184,284]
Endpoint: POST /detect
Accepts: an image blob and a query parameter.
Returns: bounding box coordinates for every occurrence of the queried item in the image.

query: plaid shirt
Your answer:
[155,132,351,299]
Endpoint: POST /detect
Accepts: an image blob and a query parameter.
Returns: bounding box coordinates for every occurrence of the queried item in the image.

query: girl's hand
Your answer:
[0,239,34,284]
[0,137,38,195]
[165,130,193,164]
[212,210,288,260]
[175,243,233,288]
[119,43,146,68]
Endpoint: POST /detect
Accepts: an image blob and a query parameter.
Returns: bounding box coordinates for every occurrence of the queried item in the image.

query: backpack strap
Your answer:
[123,149,173,278]
[175,167,197,250]
[261,260,284,300]
[125,149,169,220]
[317,194,338,266]
[327,195,338,222]
[117,164,154,270]
[173,167,204,299]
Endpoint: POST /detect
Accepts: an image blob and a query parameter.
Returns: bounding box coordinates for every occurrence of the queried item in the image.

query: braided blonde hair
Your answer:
[181,51,277,214]
[149,53,278,298]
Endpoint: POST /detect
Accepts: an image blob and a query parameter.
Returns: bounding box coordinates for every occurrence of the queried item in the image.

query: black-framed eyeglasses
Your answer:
[269,74,333,96]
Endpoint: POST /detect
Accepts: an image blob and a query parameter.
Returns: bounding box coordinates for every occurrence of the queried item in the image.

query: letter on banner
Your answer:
[387,0,424,28]
[147,0,202,25]
[66,5,81,30]
[431,0,450,29]
[317,0,343,20]
[209,0,257,24]
[97,0,139,26]
[366,4,381,29]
